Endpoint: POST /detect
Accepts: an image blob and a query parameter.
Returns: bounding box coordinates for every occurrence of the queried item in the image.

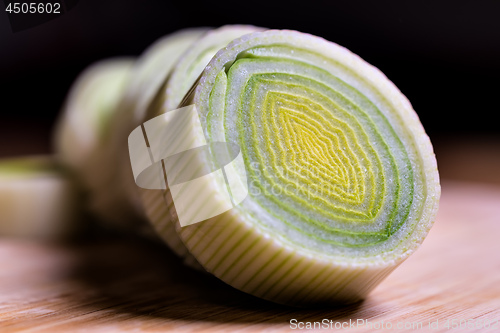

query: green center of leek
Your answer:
[205,44,414,248]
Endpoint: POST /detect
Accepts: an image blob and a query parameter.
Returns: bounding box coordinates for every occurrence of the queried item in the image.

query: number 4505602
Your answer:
[5,2,61,14]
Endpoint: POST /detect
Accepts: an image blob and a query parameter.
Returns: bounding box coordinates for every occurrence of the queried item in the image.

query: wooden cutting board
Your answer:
[1,180,499,332]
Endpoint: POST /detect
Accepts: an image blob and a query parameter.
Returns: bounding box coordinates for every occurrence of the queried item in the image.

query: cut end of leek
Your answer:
[149,29,441,306]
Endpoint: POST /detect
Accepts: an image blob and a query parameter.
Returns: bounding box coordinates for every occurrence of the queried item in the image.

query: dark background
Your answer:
[1,0,500,157]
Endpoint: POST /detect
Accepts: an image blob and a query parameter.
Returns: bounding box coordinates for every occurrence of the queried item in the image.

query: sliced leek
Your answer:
[54,58,135,225]
[140,25,264,265]
[106,29,212,233]
[0,156,80,239]
[147,30,441,305]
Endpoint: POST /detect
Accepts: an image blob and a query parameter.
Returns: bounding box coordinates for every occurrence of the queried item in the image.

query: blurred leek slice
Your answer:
[120,28,210,126]
[0,156,80,239]
[138,25,263,264]
[55,29,210,233]
[98,29,210,235]
[54,58,135,225]
[147,29,441,306]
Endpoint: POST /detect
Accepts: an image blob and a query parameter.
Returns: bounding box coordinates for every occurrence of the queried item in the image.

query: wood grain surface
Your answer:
[1,180,500,332]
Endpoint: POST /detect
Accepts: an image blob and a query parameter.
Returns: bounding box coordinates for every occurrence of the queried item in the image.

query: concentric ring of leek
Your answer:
[164,25,265,111]
[179,31,437,262]
[177,30,440,268]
